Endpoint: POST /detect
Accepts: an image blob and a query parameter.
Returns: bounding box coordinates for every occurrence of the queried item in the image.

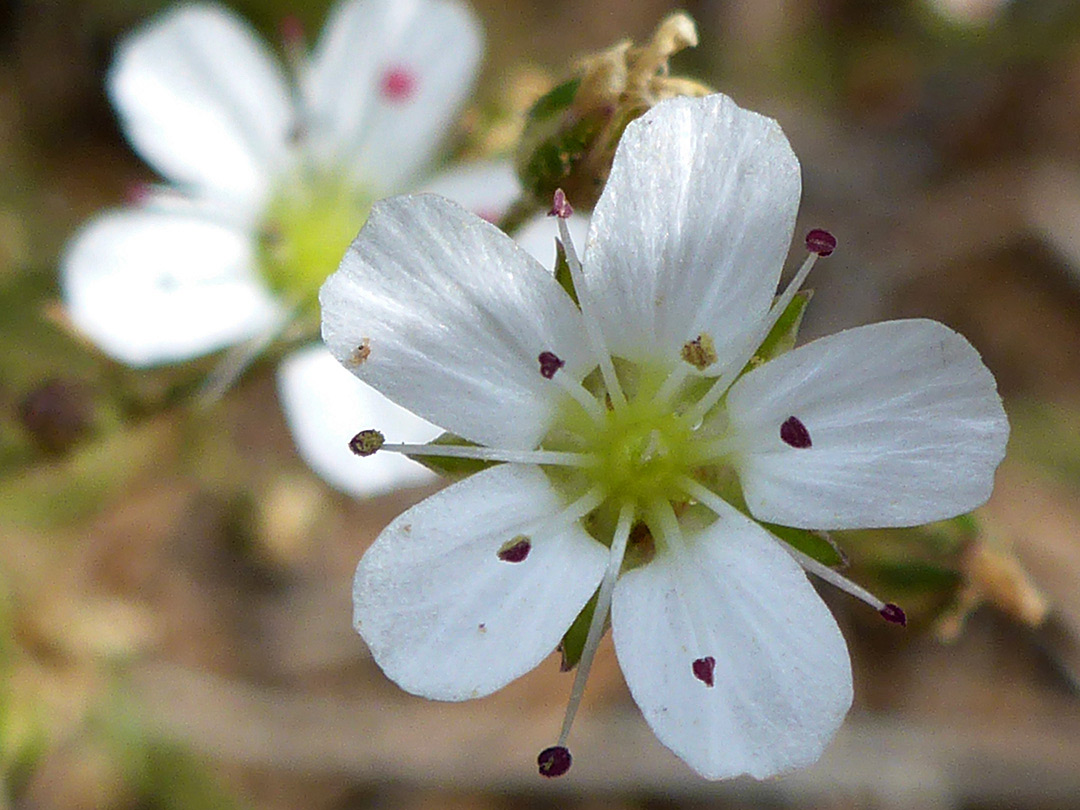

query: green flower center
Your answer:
[255,174,373,309]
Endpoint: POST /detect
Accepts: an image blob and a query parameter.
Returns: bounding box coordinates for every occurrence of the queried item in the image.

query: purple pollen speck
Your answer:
[497,536,531,563]
[538,351,565,379]
[780,416,812,449]
[692,656,716,687]
[537,746,572,778]
[805,229,836,257]
[549,188,574,219]
[880,603,907,626]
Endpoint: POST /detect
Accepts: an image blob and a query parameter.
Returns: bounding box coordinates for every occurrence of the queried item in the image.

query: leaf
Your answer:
[526,78,581,122]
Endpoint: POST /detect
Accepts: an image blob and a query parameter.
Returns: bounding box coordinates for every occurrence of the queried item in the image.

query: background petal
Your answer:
[514,213,590,273]
[302,0,481,193]
[61,210,282,366]
[728,319,1010,529]
[582,93,801,368]
[612,510,852,780]
[321,195,592,450]
[419,161,520,225]
[109,4,292,211]
[354,464,607,700]
[277,345,440,497]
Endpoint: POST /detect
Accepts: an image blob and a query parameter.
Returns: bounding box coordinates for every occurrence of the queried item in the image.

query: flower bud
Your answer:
[515,12,713,210]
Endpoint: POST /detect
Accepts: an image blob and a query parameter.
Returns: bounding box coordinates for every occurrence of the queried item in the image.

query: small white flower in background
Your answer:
[61,0,521,497]
[323,93,1009,779]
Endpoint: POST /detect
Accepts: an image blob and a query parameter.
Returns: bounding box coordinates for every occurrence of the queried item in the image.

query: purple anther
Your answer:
[780,416,812,449]
[549,188,574,219]
[692,656,716,687]
[537,746,572,778]
[538,351,565,379]
[497,536,531,563]
[805,229,836,257]
[880,603,907,626]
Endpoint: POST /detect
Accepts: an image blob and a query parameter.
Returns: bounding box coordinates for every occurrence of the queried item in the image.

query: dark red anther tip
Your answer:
[497,536,531,563]
[549,189,573,219]
[692,656,716,687]
[538,351,565,379]
[805,229,836,257]
[537,746,572,778]
[880,603,907,626]
[126,182,151,205]
[780,416,812,449]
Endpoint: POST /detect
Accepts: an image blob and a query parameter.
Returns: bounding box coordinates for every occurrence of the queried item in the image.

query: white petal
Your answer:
[354,464,607,700]
[277,345,440,496]
[612,509,852,780]
[582,94,801,367]
[303,0,481,192]
[514,213,590,272]
[109,4,292,210]
[61,210,281,366]
[727,319,1009,530]
[420,161,520,224]
[321,195,592,450]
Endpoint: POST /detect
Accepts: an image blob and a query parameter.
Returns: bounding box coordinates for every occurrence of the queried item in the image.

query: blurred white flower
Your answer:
[322,94,1009,778]
[62,0,520,496]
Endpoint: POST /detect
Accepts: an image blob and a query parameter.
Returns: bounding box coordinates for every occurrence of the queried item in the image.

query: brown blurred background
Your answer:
[3,0,1080,808]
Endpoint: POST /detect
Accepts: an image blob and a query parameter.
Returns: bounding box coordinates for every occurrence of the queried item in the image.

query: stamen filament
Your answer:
[681,477,902,619]
[653,362,691,409]
[551,371,606,424]
[684,250,820,424]
[557,500,635,747]
[556,213,627,410]
[381,442,593,468]
[197,308,292,407]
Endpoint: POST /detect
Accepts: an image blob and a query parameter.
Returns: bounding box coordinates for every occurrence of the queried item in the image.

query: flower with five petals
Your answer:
[61,0,519,496]
[321,93,1009,779]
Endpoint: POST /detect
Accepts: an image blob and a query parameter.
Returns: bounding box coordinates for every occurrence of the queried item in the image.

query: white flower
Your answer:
[321,93,1009,779]
[61,0,520,496]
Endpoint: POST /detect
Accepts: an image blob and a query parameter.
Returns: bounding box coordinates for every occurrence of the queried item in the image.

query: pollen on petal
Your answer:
[880,603,907,626]
[780,416,812,449]
[538,351,565,379]
[805,229,837,256]
[348,338,371,366]
[497,535,531,563]
[537,746,572,778]
[349,429,385,457]
[379,67,417,102]
[549,188,574,219]
[680,333,717,370]
[691,656,716,687]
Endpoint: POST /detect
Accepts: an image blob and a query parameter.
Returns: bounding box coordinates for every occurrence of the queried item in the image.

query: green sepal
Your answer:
[764,522,846,568]
[558,590,601,672]
[526,78,581,123]
[742,289,813,375]
[412,433,495,480]
[553,238,579,306]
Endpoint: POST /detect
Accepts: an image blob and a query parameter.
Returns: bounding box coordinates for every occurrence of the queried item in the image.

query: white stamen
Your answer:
[556,216,627,409]
[550,371,606,424]
[197,309,292,407]
[380,442,593,468]
[685,250,820,424]
[557,500,634,747]
[681,477,888,611]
